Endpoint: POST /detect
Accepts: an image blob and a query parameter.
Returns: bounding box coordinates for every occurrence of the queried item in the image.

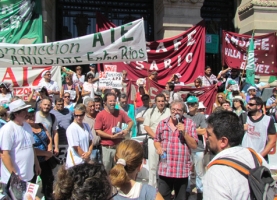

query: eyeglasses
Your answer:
[187,103,196,107]
[64,96,70,98]
[74,113,85,117]
[171,108,183,113]
[107,185,118,200]
[248,103,257,107]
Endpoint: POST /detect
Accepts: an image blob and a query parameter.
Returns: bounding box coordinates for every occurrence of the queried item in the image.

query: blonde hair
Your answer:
[109,140,143,188]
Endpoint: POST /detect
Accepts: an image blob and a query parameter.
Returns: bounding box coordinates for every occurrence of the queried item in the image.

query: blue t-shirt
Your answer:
[33,124,49,162]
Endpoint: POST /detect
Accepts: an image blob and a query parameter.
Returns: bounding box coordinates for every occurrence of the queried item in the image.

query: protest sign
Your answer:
[99,72,123,89]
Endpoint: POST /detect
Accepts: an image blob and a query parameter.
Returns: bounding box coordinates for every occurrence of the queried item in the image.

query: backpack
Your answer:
[207,148,276,200]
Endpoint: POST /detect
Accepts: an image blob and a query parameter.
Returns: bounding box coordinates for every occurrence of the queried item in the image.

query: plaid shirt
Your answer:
[154,117,198,178]
[198,74,218,86]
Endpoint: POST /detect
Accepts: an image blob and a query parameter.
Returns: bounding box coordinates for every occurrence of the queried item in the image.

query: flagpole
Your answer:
[240,29,255,87]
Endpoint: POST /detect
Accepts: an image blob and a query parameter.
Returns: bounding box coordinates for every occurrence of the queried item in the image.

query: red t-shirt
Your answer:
[94,109,132,146]
[135,92,143,108]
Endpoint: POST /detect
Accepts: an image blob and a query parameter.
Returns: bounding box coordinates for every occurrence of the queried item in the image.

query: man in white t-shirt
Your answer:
[0,99,41,189]
[38,70,60,103]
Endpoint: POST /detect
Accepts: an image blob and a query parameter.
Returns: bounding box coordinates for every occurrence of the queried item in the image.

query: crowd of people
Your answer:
[0,64,276,200]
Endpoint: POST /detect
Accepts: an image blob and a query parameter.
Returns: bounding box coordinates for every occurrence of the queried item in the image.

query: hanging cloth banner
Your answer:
[0,19,147,67]
[0,0,43,44]
[96,12,206,85]
[222,31,277,75]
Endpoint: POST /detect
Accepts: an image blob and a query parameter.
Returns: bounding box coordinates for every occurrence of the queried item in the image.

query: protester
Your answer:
[168,73,185,86]
[82,72,97,102]
[148,71,158,82]
[63,92,75,112]
[0,99,41,190]
[232,96,247,125]
[265,87,277,114]
[54,163,114,200]
[213,93,226,111]
[245,86,257,103]
[60,74,79,103]
[136,94,150,136]
[144,93,171,187]
[26,108,54,200]
[197,102,207,116]
[194,78,202,88]
[0,82,13,106]
[161,90,170,108]
[35,98,59,155]
[203,111,269,199]
[27,86,50,111]
[110,139,163,200]
[50,98,73,145]
[154,100,198,200]
[83,98,101,163]
[242,97,276,160]
[0,106,8,129]
[225,68,241,89]
[198,66,218,87]
[254,75,270,96]
[184,96,207,200]
[165,82,182,103]
[38,70,60,103]
[94,92,133,171]
[221,100,232,111]
[66,103,93,168]
[88,63,99,80]
[94,96,103,111]
[116,93,136,138]
[72,65,85,89]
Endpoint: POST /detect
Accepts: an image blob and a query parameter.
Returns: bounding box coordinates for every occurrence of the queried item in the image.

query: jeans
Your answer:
[187,151,205,193]
[158,175,188,200]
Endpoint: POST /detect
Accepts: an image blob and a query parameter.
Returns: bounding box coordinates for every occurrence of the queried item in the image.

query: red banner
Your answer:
[222,31,277,75]
[96,13,206,85]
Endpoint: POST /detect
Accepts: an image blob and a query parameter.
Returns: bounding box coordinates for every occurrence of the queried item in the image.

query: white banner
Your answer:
[0,66,61,101]
[99,72,123,89]
[0,19,147,67]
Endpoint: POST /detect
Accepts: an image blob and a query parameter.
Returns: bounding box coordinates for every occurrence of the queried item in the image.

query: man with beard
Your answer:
[154,100,198,199]
[35,98,59,155]
[225,68,241,90]
[242,96,276,160]
[144,93,171,187]
[50,98,73,145]
[94,92,133,171]
[198,66,218,87]
[83,98,101,162]
[203,111,269,199]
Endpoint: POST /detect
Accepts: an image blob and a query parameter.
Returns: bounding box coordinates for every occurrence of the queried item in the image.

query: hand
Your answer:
[111,132,125,139]
[54,147,59,156]
[82,151,91,161]
[122,129,130,136]
[176,122,185,134]
[156,147,164,155]
[35,163,41,176]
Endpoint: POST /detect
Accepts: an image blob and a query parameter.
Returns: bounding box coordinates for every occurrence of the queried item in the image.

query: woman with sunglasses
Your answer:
[213,93,226,111]
[54,162,116,200]
[65,103,93,168]
[60,74,79,103]
[26,108,54,200]
[82,72,97,103]
[110,139,163,200]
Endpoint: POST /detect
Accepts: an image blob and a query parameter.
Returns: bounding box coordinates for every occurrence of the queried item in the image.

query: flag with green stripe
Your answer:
[245,33,255,86]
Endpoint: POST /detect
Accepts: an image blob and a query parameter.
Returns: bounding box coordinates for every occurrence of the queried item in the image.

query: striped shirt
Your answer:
[154,117,198,178]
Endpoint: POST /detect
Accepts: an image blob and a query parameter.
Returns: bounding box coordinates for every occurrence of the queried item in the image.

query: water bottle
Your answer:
[160,151,167,168]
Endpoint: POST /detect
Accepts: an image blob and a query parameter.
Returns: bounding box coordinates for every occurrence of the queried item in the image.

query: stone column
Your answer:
[154,0,204,40]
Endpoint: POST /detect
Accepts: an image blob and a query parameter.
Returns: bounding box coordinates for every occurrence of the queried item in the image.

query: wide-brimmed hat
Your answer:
[198,102,206,109]
[9,99,31,113]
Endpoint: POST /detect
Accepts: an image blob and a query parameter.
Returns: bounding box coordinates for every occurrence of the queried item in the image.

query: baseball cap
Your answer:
[186,96,198,103]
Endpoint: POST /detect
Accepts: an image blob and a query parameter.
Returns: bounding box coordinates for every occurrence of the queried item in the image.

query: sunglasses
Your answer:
[64,96,70,98]
[248,103,257,107]
[187,103,196,106]
[74,113,85,117]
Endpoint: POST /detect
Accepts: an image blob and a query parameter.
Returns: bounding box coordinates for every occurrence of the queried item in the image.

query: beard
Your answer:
[247,109,257,116]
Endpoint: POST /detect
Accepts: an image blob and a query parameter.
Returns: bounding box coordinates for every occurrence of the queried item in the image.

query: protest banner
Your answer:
[99,72,123,89]
[0,66,61,102]
[96,12,206,85]
[222,31,277,75]
[0,19,147,67]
